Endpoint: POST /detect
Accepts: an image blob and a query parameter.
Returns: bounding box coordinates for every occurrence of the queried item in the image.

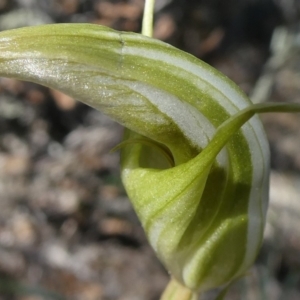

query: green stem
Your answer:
[142,0,155,37]
[160,279,198,300]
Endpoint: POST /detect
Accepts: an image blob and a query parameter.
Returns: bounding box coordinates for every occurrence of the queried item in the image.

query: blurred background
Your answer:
[0,0,300,299]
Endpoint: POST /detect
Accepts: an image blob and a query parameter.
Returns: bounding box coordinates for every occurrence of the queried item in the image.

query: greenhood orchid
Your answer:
[0,4,299,300]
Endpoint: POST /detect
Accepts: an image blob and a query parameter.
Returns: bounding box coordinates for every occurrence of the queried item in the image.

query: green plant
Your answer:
[0,1,299,299]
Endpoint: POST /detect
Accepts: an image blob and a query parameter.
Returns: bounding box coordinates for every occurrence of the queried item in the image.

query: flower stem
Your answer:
[160,278,198,300]
[142,0,155,37]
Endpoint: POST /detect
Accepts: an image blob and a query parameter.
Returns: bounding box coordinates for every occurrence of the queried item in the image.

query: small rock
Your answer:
[99,217,133,236]
[9,212,37,247]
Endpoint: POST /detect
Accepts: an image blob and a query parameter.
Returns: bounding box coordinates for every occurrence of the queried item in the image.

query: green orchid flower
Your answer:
[0,7,299,299]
